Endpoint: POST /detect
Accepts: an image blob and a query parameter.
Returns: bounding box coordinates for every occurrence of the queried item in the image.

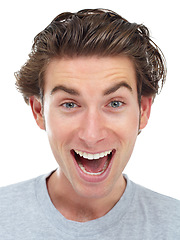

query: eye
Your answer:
[61,102,78,109]
[108,100,123,108]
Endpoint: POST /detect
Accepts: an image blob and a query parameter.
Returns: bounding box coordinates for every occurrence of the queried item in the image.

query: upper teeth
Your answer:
[74,150,112,160]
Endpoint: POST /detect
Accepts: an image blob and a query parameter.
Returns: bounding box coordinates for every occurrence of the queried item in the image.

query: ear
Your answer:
[29,96,45,130]
[139,96,152,130]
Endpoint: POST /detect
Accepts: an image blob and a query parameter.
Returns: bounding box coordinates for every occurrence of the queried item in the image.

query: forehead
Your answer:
[44,56,137,92]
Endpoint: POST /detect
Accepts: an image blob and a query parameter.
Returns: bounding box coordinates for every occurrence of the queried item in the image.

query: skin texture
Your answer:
[30,56,152,222]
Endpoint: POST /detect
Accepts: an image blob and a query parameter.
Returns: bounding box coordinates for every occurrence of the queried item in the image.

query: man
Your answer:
[0,8,179,239]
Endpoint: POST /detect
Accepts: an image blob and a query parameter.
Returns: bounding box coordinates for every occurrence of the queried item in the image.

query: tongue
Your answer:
[80,156,108,173]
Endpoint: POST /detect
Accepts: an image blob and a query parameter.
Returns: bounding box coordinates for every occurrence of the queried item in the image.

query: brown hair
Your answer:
[15,8,166,105]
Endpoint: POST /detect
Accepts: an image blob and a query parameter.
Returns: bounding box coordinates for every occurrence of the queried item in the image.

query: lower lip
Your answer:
[72,150,115,183]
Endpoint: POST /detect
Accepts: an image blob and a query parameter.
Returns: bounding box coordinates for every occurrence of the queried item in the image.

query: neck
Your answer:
[46,169,126,222]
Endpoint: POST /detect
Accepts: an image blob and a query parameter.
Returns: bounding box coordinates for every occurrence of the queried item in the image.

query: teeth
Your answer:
[74,150,112,160]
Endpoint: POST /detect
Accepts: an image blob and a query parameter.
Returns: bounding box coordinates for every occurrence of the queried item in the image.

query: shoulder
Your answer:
[125,175,180,211]
[0,173,52,238]
[0,177,36,198]
[120,176,180,238]
[0,177,37,212]
[134,181,180,210]
[0,174,48,214]
[0,173,50,228]
[132,180,180,231]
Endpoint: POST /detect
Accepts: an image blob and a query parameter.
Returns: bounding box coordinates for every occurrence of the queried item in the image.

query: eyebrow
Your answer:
[103,81,133,95]
[50,85,80,96]
[50,81,133,96]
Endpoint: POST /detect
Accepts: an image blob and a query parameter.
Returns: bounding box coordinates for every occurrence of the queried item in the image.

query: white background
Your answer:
[0,0,179,200]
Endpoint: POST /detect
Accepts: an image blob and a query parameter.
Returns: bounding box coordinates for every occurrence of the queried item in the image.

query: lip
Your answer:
[71,149,116,183]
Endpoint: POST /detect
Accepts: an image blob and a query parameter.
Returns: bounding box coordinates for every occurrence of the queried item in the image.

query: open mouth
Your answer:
[71,149,115,176]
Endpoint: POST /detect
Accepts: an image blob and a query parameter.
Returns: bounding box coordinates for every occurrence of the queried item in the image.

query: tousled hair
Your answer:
[15,8,166,105]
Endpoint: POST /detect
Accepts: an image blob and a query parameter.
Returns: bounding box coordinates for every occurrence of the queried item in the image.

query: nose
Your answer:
[78,108,108,147]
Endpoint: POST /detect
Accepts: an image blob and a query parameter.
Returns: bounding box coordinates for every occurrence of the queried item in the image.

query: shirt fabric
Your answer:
[0,171,180,240]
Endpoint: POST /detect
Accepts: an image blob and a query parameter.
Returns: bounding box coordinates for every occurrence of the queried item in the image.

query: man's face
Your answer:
[32,56,151,199]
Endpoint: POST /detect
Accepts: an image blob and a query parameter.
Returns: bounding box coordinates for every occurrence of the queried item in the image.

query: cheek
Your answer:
[45,109,78,149]
[44,110,65,150]
[124,113,139,136]
[111,108,140,140]
[44,112,71,169]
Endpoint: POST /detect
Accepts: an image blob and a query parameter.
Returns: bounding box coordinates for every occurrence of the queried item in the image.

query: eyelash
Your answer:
[107,100,124,109]
[61,102,78,109]
[60,100,125,111]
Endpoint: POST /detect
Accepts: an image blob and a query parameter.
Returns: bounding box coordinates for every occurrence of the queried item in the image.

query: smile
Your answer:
[72,149,115,177]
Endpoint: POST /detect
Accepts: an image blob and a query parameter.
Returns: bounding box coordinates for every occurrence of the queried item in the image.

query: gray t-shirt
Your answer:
[0,172,180,239]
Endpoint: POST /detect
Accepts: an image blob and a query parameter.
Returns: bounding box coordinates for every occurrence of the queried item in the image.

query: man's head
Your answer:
[15,8,166,106]
[14,9,166,199]
[29,55,152,199]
